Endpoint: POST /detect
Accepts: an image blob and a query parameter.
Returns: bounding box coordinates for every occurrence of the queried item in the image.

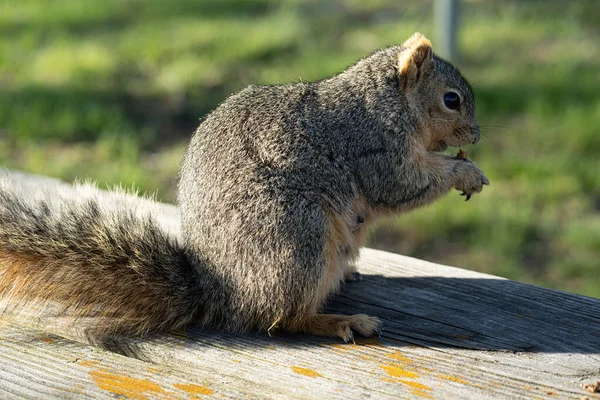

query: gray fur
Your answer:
[0,33,489,343]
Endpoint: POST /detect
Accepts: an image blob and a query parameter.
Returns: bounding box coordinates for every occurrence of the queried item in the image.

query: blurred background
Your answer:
[1,0,598,297]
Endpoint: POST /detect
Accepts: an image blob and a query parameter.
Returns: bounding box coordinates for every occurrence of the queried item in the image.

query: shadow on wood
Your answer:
[329,275,599,354]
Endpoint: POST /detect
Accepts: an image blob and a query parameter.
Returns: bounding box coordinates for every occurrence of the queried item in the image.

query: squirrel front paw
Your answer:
[453,159,490,201]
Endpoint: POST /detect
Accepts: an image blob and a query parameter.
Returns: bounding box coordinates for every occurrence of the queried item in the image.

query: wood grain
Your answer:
[1,170,599,399]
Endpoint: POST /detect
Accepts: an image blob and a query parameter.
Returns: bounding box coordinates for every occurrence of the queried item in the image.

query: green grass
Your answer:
[1,0,598,297]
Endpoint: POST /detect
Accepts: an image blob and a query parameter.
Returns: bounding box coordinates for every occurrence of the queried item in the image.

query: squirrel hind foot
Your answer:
[286,313,382,343]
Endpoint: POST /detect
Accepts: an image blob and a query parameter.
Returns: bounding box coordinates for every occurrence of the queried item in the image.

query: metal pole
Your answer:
[434,0,460,63]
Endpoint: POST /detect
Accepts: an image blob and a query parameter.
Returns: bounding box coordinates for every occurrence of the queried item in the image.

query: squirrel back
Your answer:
[1,33,488,344]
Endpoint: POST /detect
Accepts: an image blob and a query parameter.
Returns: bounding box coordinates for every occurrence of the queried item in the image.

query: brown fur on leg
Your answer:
[315,198,377,307]
[281,202,381,342]
[286,314,382,343]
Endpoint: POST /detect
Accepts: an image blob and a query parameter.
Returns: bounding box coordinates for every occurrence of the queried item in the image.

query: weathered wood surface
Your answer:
[1,170,599,399]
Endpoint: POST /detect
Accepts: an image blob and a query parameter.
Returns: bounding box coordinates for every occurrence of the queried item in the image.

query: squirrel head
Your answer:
[398,33,480,152]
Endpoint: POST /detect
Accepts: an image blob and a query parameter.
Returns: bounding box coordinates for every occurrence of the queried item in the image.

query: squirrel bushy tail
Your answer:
[0,179,208,344]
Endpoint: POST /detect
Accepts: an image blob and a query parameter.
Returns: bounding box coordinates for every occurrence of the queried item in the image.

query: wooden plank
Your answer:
[2,255,598,399]
[1,170,599,399]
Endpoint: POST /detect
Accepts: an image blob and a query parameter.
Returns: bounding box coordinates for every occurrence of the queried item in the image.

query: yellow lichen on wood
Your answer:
[325,343,352,351]
[89,369,167,400]
[398,379,434,399]
[291,366,323,378]
[173,383,214,396]
[436,374,470,385]
[381,365,419,379]
[388,351,413,364]
[79,360,99,367]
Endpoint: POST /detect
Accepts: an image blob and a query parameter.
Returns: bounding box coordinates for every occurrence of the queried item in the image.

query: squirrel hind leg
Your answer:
[285,314,382,343]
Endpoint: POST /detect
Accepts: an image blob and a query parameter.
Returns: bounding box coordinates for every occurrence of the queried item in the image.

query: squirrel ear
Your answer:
[398,32,434,89]
[401,32,432,50]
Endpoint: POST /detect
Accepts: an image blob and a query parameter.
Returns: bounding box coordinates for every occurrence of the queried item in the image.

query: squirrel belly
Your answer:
[0,33,489,344]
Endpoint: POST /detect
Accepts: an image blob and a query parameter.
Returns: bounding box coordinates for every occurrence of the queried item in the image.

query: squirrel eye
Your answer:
[443,91,461,110]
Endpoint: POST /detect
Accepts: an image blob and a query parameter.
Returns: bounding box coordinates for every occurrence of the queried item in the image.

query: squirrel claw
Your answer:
[343,330,355,344]
[465,194,472,201]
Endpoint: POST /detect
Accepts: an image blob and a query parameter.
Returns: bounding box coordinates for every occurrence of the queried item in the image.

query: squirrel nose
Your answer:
[471,125,481,144]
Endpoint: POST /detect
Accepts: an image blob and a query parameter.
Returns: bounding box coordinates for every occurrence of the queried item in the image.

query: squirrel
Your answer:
[0,33,489,345]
